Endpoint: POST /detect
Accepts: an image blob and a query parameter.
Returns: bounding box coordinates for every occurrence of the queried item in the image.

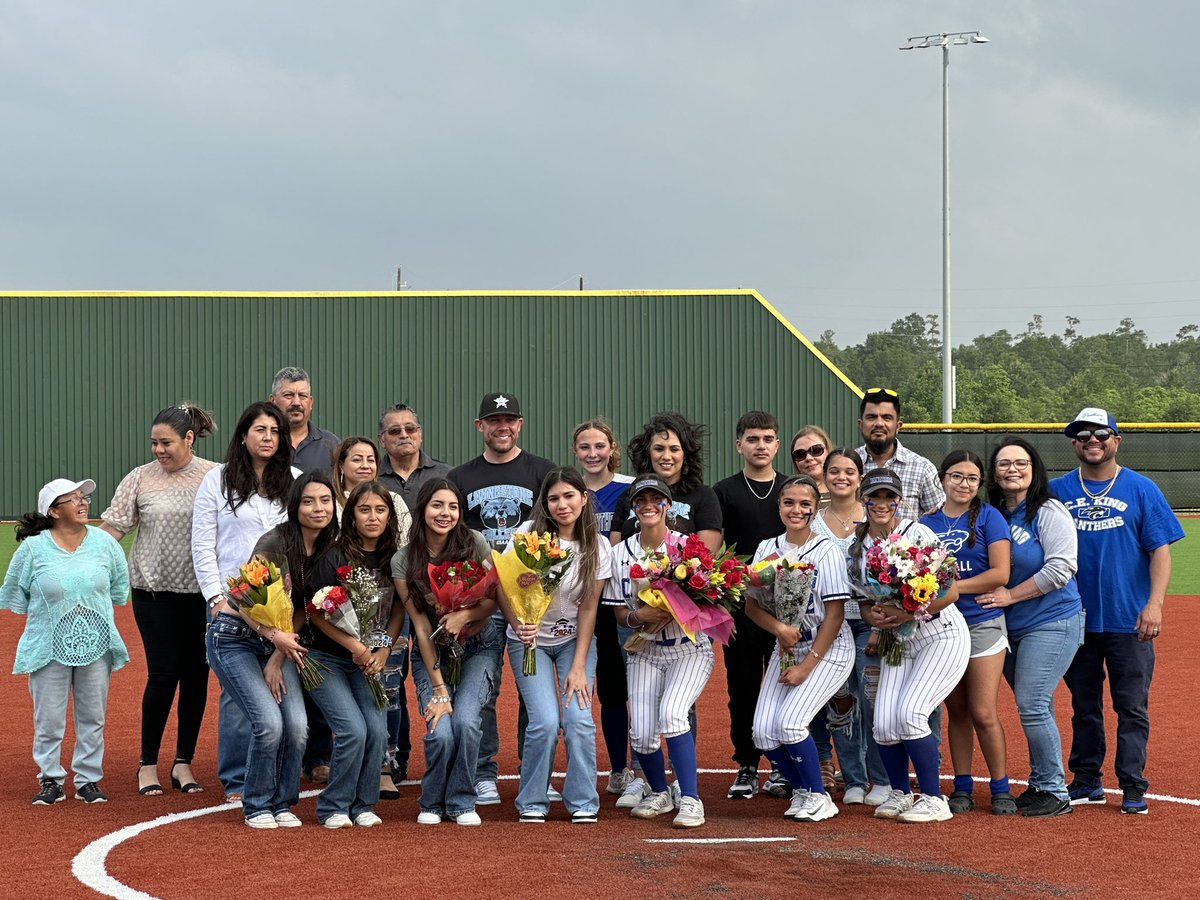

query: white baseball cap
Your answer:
[1064,408,1120,438]
[38,478,97,516]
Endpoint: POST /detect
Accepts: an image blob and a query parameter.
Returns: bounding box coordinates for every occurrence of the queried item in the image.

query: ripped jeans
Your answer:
[410,619,503,818]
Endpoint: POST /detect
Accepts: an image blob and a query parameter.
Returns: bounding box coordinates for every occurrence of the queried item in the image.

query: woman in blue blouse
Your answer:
[1,478,130,806]
[979,437,1084,819]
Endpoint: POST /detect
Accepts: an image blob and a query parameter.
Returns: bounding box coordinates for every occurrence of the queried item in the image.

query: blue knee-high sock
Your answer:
[785,735,827,795]
[665,733,699,799]
[877,742,912,792]
[904,734,942,796]
[634,749,668,793]
[762,746,803,790]
[990,776,1010,796]
[600,706,629,772]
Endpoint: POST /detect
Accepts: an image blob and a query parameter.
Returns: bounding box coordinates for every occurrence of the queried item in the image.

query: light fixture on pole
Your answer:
[900,30,988,424]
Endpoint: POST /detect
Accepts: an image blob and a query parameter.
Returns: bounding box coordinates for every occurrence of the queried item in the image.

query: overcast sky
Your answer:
[3,1,1197,346]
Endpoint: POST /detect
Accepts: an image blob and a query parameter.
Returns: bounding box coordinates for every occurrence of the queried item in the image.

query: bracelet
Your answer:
[428,695,450,705]
[809,648,822,660]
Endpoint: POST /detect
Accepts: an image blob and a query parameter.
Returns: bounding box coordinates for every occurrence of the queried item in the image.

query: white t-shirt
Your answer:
[749,533,852,638]
[504,525,613,647]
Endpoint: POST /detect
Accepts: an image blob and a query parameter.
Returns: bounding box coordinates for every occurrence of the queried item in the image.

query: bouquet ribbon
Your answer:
[639,583,736,646]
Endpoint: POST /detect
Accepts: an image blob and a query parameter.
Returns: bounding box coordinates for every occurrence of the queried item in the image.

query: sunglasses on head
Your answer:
[1072,428,1113,443]
[864,387,898,400]
[791,444,826,461]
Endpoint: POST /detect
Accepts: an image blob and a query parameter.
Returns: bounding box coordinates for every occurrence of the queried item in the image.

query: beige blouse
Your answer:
[101,456,218,593]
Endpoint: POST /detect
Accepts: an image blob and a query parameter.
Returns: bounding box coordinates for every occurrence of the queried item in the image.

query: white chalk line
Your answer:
[72,770,1200,897]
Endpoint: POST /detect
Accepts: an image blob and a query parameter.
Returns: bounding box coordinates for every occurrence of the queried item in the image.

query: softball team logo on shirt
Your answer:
[1061,496,1127,531]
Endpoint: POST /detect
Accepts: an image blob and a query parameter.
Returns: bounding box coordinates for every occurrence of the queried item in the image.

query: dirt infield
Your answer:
[2,598,1196,899]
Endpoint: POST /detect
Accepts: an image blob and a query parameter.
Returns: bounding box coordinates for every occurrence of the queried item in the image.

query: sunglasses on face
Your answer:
[1072,429,1113,443]
[791,444,826,461]
[385,425,421,436]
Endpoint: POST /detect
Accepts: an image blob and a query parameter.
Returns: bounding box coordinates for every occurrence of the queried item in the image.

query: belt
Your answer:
[652,635,694,646]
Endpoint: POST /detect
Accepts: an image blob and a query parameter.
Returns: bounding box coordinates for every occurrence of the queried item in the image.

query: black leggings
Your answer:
[132,589,210,765]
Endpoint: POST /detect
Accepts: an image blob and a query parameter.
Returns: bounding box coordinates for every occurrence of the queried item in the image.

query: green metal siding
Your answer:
[0,291,861,518]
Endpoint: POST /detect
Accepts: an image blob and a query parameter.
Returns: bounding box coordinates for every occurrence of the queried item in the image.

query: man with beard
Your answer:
[712,411,791,800]
[854,388,942,520]
[377,403,450,509]
[1050,408,1183,815]
[449,392,555,807]
[268,367,339,475]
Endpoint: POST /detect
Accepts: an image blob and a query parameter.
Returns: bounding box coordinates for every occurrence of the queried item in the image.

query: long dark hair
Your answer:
[405,478,480,614]
[627,411,707,496]
[278,473,339,595]
[15,512,53,541]
[338,481,399,566]
[938,449,986,547]
[153,403,217,441]
[986,436,1050,525]
[222,402,294,511]
[529,467,600,592]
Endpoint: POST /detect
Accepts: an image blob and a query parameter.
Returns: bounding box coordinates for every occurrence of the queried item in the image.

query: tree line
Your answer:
[815,314,1200,424]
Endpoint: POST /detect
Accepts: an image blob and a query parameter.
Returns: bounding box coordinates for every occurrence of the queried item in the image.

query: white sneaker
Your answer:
[843,786,867,805]
[784,789,812,819]
[455,811,482,826]
[615,777,647,809]
[244,812,278,829]
[608,768,636,795]
[897,793,953,823]
[354,810,383,827]
[864,784,893,807]
[873,790,914,820]
[474,779,501,805]
[416,811,442,825]
[630,789,675,818]
[795,791,840,823]
[322,813,353,829]
[547,785,563,803]
[672,795,705,828]
[273,811,302,828]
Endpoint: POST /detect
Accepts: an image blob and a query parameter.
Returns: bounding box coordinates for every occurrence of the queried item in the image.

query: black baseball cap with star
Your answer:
[477,392,522,420]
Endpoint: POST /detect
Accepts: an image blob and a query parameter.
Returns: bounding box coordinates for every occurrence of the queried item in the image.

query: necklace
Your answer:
[743,471,777,501]
[1078,466,1120,502]
[824,504,861,532]
[939,506,969,532]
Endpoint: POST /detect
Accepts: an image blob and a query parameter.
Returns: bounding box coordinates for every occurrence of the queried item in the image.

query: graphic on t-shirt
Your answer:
[937,528,972,555]
[467,484,535,548]
[1061,496,1127,532]
[550,617,576,638]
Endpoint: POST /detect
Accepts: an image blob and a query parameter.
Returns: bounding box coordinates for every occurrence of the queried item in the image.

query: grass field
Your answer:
[0,516,1196,593]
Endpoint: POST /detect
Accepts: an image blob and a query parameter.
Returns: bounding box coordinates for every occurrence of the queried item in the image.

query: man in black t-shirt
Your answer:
[712,411,788,800]
[449,392,556,806]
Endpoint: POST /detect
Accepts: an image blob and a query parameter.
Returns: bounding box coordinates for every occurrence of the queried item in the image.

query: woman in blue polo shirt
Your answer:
[921,450,1013,815]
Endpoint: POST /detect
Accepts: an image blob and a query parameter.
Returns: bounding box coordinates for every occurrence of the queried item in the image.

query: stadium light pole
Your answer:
[901,30,988,424]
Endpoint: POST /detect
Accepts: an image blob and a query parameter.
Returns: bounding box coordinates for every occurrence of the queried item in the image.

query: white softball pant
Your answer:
[752,623,854,750]
[873,604,970,745]
[627,635,714,754]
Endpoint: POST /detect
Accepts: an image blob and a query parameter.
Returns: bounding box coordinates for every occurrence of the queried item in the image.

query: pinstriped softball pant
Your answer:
[873,605,970,745]
[752,625,854,750]
[627,637,714,754]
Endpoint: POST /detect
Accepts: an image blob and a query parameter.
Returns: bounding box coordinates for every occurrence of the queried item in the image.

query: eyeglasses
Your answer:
[385,425,421,436]
[995,459,1031,472]
[52,493,92,507]
[946,473,981,486]
[791,444,826,461]
[1072,429,1113,443]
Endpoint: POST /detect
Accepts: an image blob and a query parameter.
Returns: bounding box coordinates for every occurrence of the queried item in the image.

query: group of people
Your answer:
[1,370,1181,831]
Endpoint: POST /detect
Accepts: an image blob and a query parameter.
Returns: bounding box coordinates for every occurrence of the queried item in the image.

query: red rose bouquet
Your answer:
[426,559,497,685]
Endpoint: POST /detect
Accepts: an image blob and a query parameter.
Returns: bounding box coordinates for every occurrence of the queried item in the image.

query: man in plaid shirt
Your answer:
[854,388,944,520]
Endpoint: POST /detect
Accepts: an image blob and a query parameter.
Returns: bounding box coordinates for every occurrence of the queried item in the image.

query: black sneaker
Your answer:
[762,769,792,798]
[1120,789,1148,815]
[32,779,65,806]
[76,782,108,804]
[727,766,759,799]
[1022,790,1072,818]
[1014,788,1038,810]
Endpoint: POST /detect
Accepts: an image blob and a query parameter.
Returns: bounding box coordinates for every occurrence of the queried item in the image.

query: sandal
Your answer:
[171,760,204,794]
[991,791,1018,816]
[138,764,163,796]
[948,790,975,813]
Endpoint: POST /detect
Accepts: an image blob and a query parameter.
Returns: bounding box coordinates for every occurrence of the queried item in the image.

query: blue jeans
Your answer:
[29,659,110,787]
[383,619,412,774]
[307,650,388,821]
[1064,631,1154,795]
[205,613,307,818]
[507,637,599,816]
[847,619,889,788]
[474,611,507,782]
[411,619,503,817]
[1004,611,1085,799]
